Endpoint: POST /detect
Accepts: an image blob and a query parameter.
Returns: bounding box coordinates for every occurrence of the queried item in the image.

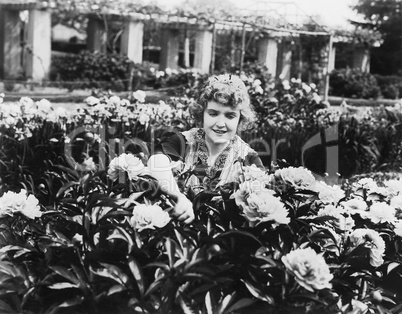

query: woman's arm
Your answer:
[148,154,194,224]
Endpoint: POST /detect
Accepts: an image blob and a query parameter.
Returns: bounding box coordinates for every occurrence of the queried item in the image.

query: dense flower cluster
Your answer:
[0,189,41,219]
[107,153,147,181]
[282,247,333,292]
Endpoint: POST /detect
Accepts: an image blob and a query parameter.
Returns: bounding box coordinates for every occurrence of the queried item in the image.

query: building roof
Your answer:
[0,0,39,10]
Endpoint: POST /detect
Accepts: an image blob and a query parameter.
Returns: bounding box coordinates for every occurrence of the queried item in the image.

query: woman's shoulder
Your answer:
[234,135,264,169]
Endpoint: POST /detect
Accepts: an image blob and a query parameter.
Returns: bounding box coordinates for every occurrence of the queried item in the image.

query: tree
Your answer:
[352,0,402,75]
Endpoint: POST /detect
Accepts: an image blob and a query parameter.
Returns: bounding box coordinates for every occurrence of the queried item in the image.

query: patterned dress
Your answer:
[157,128,264,195]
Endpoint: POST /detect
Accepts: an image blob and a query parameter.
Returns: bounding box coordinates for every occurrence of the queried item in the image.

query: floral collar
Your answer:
[193,128,236,179]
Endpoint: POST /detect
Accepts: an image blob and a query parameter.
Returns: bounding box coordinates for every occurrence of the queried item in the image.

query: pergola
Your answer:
[0,0,373,100]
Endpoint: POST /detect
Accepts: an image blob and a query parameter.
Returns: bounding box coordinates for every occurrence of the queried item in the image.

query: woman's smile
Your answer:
[203,101,240,149]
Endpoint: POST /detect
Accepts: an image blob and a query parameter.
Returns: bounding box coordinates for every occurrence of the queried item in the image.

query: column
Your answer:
[0,8,22,79]
[277,40,292,80]
[352,46,370,73]
[194,30,212,73]
[159,28,180,70]
[87,15,107,52]
[26,9,51,81]
[328,44,336,72]
[257,37,278,78]
[120,19,143,63]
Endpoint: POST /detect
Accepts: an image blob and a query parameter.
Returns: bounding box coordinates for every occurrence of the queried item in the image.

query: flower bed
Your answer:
[1,153,402,313]
[1,81,402,313]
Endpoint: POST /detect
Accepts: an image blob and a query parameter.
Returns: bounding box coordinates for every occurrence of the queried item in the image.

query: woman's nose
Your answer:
[215,117,226,127]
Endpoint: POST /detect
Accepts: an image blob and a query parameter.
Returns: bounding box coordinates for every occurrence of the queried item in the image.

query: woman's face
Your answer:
[203,101,241,146]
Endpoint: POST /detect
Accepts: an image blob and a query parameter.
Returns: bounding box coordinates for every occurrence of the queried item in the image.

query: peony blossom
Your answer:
[347,229,385,267]
[75,157,97,172]
[133,90,146,103]
[138,112,150,125]
[317,205,354,232]
[367,202,396,224]
[0,189,41,219]
[233,189,290,227]
[36,99,52,113]
[130,204,170,232]
[341,198,367,213]
[107,153,146,181]
[384,179,402,196]
[390,194,402,209]
[84,96,100,106]
[274,167,316,191]
[282,247,333,292]
[314,181,345,204]
[394,220,402,237]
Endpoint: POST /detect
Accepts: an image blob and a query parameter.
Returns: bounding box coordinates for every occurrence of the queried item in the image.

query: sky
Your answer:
[156,0,360,29]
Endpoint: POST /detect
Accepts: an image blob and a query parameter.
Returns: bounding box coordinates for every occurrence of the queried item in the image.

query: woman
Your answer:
[148,74,263,224]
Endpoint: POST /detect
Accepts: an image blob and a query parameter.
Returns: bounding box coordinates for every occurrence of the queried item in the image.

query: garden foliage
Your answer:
[1,76,402,313]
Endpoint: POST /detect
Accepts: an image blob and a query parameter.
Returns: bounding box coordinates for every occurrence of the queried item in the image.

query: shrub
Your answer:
[50,51,145,91]
[330,68,380,99]
[374,74,402,99]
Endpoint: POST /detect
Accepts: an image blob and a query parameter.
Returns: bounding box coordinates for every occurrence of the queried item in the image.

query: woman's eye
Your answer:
[208,111,218,116]
[226,114,237,119]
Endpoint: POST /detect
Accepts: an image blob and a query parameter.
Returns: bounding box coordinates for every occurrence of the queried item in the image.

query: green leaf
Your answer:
[97,263,129,286]
[106,226,135,254]
[48,282,80,289]
[56,181,79,198]
[47,296,83,314]
[54,165,80,181]
[107,285,125,296]
[0,300,16,314]
[225,298,256,313]
[48,266,80,286]
[128,256,144,296]
[218,230,262,246]
[241,280,274,304]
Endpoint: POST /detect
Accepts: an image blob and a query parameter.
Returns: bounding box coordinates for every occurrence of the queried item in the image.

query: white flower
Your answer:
[384,179,402,196]
[75,157,97,172]
[310,83,317,90]
[274,167,316,191]
[341,198,367,212]
[282,247,333,292]
[317,205,354,231]
[282,80,291,90]
[394,220,402,237]
[390,194,402,209]
[302,83,311,94]
[254,86,264,94]
[130,204,170,232]
[355,178,377,190]
[347,229,385,267]
[107,153,146,181]
[0,189,41,219]
[252,79,261,87]
[133,90,146,103]
[165,68,172,76]
[138,112,150,125]
[108,95,121,107]
[368,202,396,224]
[36,99,52,113]
[84,96,100,106]
[234,190,290,227]
[243,165,270,184]
[312,92,321,103]
[314,181,345,204]
[349,299,368,314]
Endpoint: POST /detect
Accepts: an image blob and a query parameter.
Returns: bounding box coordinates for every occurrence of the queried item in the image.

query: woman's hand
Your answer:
[170,194,195,224]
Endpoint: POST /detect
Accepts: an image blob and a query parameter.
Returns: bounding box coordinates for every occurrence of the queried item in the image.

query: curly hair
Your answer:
[189,74,256,131]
